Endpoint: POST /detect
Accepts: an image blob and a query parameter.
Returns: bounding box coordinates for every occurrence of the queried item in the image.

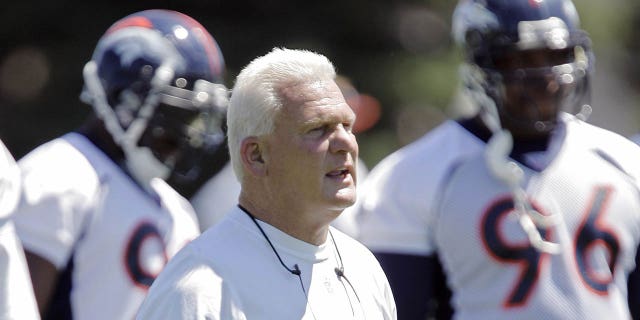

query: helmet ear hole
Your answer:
[465,30,485,56]
[140,64,154,79]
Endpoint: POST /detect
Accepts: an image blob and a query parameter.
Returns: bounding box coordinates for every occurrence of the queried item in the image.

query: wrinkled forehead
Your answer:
[276,80,354,122]
[279,80,342,106]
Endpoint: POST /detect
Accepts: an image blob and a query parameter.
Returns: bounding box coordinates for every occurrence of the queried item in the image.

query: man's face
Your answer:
[493,47,576,137]
[263,80,358,214]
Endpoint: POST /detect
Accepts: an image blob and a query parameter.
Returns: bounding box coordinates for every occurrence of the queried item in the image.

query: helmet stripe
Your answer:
[105,16,153,35]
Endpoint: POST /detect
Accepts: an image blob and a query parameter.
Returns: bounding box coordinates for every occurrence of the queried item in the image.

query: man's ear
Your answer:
[240,137,267,177]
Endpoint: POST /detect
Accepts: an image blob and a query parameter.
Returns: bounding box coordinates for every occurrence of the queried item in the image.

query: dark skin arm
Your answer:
[628,248,640,319]
[374,252,453,320]
[25,251,59,316]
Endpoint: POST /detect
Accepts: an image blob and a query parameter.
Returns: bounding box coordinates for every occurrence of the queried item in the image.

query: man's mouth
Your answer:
[326,167,350,179]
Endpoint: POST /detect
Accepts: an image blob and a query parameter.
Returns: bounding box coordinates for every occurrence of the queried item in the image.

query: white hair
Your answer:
[227,47,336,180]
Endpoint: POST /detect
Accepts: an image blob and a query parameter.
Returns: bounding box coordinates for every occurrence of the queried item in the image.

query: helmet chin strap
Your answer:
[121,144,170,189]
[485,130,561,254]
[82,60,175,192]
[462,64,562,254]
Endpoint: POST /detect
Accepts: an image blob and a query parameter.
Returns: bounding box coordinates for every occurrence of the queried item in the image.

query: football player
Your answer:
[12,10,228,319]
[0,139,39,319]
[356,0,640,319]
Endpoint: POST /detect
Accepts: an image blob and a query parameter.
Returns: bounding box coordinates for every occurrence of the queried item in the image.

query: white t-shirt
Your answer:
[0,140,40,320]
[190,159,369,237]
[137,206,396,320]
[13,133,200,320]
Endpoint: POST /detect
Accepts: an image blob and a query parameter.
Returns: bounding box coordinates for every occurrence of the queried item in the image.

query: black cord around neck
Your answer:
[329,230,361,305]
[329,230,345,277]
[238,205,316,319]
[238,205,301,275]
[239,205,362,319]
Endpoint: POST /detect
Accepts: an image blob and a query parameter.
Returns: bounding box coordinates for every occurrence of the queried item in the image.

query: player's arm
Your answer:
[24,251,59,316]
[374,252,453,320]
[628,248,640,320]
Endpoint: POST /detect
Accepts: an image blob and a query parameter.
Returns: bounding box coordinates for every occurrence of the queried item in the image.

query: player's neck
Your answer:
[77,117,125,166]
[458,115,492,143]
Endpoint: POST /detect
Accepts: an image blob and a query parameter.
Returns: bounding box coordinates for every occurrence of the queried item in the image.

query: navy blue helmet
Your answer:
[81,9,228,190]
[453,0,593,135]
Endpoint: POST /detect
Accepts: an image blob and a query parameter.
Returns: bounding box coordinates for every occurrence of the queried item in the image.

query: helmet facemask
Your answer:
[479,43,591,138]
[141,80,227,185]
[80,10,228,193]
[82,57,228,193]
[462,17,591,136]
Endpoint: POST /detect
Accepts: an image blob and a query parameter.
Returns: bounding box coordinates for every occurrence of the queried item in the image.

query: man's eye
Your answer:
[307,125,327,136]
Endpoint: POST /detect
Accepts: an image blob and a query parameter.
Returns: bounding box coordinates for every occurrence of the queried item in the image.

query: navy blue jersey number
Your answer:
[125,222,168,288]
[481,197,551,307]
[574,186,620,294]
[482,186,620,307]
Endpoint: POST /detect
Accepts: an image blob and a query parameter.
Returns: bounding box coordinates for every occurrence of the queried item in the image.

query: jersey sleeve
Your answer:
[0,140,20,222]
[356,121,480,256]
[12,141,100,269]
[0,222,40,320]
[582,121,640,190]
[356,157,437,255]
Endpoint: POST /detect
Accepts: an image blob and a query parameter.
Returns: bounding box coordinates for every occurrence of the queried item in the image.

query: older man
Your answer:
[137,47,396,319]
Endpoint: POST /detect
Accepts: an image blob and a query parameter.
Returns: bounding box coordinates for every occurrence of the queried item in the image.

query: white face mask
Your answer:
[83,60,175,192]
[122,142,171,192]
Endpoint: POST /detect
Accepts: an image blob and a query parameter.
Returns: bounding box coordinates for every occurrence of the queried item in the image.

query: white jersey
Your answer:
[0,140,40,320]
[191,159,369,236]
[434,116,640,319]
[137,206,396,320]
[357,119,485,253]
[13,133,200,320]
[189,162,238,230]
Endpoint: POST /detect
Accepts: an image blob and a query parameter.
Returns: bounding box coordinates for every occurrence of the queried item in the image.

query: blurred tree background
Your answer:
[1,0,639,171]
